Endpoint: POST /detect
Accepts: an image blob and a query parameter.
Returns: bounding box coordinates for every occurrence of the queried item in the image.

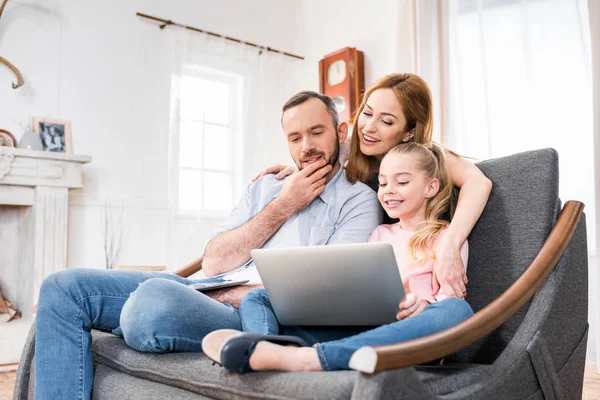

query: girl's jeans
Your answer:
[239,288,474,371]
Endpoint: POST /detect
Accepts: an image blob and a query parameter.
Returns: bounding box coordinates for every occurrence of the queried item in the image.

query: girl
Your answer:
[202,142,472,373]
[253,73,492,299]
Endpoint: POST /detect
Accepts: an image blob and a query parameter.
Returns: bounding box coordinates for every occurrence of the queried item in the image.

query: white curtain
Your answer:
[589,0,600,370]
[416,0,450,143]
[418,0,595,362]
[165,27,304,272]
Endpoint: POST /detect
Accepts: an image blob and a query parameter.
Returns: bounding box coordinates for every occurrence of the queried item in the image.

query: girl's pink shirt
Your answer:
[368,223,469,303]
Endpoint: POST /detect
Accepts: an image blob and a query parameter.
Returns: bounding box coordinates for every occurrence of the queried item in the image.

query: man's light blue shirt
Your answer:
[203,163,382,283]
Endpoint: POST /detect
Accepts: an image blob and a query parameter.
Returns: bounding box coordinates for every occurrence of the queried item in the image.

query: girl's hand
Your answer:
[432,234,467,299]
[397,293,429,320]
[251,164,296,182]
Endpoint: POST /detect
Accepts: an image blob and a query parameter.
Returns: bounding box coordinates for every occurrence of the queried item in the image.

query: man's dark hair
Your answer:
[281,91,339,129]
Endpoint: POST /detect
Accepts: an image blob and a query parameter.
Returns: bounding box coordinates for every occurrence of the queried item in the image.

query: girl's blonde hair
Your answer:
[384,142,455,261]
[346,73,434,184]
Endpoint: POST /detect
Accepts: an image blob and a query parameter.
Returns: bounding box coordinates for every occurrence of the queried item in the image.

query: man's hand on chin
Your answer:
[206,284,263,308]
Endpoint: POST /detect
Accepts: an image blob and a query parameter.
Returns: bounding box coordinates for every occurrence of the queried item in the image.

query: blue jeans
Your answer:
[34,269,242,400]
[240,288,474,371]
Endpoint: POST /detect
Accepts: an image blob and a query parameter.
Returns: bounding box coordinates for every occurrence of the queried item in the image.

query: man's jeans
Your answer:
[34,269,241,400]
[240,288,474,371]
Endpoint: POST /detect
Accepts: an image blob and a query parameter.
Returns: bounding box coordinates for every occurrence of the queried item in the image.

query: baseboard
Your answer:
[0,363,18,372]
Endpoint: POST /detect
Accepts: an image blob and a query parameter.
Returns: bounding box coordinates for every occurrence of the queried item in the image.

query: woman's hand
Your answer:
[251,164,296,182]
[441,154,491,298]
[432,234,467,298]
[397,292,429,320]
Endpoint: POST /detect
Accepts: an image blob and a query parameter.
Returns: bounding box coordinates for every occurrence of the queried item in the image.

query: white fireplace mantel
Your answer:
[0,147,91,192]
[0,146,91,311]
[0,147,91,364]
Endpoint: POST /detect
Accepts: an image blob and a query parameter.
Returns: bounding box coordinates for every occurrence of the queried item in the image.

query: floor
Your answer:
[2,364,600,398]
[0,370,16,400]
[585,365,600,400]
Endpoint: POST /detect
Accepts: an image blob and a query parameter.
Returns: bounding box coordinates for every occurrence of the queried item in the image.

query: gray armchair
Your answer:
[14,148,588,399]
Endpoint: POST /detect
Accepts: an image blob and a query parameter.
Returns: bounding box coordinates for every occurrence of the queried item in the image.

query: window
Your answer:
[175,66,243,215]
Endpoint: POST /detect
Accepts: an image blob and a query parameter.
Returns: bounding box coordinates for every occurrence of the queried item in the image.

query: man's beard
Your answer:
[296,139,340,171]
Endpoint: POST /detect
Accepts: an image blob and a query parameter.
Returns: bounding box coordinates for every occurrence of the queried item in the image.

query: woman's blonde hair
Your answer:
[346,73,434,184]
[384,142,455,262]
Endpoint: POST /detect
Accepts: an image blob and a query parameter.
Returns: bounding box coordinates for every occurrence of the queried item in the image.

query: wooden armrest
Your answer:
[174,257,204,278]
[349,200,585,374]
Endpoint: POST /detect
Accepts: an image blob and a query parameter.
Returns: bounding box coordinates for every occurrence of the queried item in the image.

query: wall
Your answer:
[293,0,417,90]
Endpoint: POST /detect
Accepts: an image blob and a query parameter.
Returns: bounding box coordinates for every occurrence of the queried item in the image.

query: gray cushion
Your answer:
[92,330,495,399]
[448,148,560,364]
[92,330,357,400]
[93,364,214,400]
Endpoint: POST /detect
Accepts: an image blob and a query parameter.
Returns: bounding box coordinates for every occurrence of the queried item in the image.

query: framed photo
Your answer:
[33,118,72,153]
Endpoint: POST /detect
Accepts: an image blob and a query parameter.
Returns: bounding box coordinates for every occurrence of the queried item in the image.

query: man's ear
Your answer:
[338,122,349,143]
[402,129,415,142]
[426,178,440,199]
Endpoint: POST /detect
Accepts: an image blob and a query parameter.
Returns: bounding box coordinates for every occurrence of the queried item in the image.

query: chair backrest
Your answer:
[447,148,562,364]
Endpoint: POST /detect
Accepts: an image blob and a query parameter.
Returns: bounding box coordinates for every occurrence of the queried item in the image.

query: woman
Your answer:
[253,73,492,298]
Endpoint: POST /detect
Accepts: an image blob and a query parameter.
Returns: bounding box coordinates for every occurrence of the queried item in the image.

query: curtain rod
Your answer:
[136,12,304,61]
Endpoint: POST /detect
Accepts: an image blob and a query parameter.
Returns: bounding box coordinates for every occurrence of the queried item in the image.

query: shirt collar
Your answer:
[318,161,344,205]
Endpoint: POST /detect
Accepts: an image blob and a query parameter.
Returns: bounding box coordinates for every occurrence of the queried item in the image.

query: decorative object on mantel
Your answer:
[0,288,21,323]
[17,124,43,151]
[0,0,25,89]
[33,117,73,153]
[0,129,17,147]
[136,12,304,61]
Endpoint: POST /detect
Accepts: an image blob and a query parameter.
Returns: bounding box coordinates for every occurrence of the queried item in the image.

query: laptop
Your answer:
[251,242,405,326]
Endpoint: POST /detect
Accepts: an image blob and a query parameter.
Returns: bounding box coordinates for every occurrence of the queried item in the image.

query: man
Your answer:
[196,91,382,305]
[34,91,381,399]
